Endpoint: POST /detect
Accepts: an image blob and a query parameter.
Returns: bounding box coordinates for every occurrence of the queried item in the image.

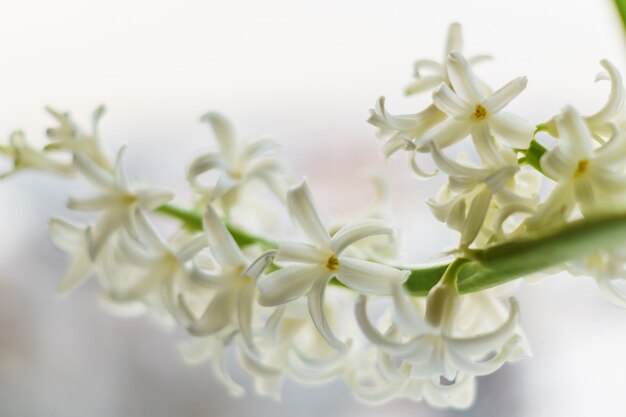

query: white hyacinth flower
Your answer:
[567,249,626,308]
[420,52,534,160]
[257,180,409,350]
[0,131,73,178]
[531,106,626,226]
[49,218,93,293]
[68,148,174,258]
[45,105,111,170]
[107,209,208,304]
[355,280,528,386]
[346,347,476,408]
[406,22,491,96]
[426,143,538,246]
[187,112,285,210]
[542,60,625,142]
[177,205,277,353]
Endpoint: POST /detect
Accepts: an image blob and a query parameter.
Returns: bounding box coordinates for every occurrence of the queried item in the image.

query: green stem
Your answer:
[615,0,626,35]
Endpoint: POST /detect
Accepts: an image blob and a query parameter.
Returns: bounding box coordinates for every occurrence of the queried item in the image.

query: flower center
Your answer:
[326,255,340,270]
[472,104,488,121]
[574,159,589,178]
[120,193,138,204]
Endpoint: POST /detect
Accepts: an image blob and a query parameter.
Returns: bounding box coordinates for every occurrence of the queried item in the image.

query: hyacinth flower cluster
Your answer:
[6,23,626,410]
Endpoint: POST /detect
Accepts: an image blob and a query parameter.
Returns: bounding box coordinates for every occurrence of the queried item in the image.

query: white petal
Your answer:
[429,141,487,178]
[460,187,492,246]
[203,205,246,267]
[134,209,168,250]
[447,52,484,103]
[432,83,472,117]
[596,277,626,308]
[67,195,117,212]
[391,282,429,336]
[593,123,626,166]
[447,334,523,377]
[489,112,534,149]
[200,112,238,162]
[287,181,330,247]
[587,59,625,126]
[276,241,325,264]
[257,264,324,306]
[187,153,228,191]
[237,283,257,352]
[337,257,408,294]
[557,106,594,160]
[114,146,130,188]
[188,289,236,335]
[307,277,346,351]
[330,220,393,255]
[446,22,463,53]
[541,146,576,180]
[444,298,519,356]
[409,149,438,178]
[175,234,209,262]
[246,250,278,279]
[354,295,424,355]
[406,75,444,95]
[135,187,174,209]
[418,118,472,150]
[483,77,528,114]
[73,153,114,189]
[470,123,505,167]
[589,168,626,193]
[211,173,240,201]
[574,176,598,216]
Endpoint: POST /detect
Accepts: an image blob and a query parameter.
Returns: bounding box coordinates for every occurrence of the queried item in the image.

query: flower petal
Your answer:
[432,83,472,117]
[488,112,534,149]
[330,220,394,255]
[203,204,246,267]
[257,264,324,306]
[187,289,236,336]
[483,77,528,114]
[447,52,484,103]
[556,106,593,160]
[276,241,325,264]
[418,118,472,150]
[337,257,409,294]
[287,181,330,247]
[200,112,238,162]
[307,277,346,351]
[237,283,257,352]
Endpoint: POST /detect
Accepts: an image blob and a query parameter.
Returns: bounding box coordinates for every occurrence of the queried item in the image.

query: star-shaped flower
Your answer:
[256,180,409,350]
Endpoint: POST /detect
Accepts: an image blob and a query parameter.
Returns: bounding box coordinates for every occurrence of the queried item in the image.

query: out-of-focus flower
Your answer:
[0,131,73,178]
[257,180,408,350]
[405,23,491,96]
[68,148,174,258]
[45,105,111,169]
[187,112,285,211]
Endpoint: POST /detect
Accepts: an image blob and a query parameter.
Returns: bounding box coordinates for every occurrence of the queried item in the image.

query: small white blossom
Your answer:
[531,106,626,227]
[355,281,528,389]
[0,131,73,178]
[406,23,491,96]
[68,148,174,258]
[420,52,534,160]
[187,112,285,210]
[49,218,93,293]
[177,205,276,353]
[257,180,409,350]
[45,105,111,169]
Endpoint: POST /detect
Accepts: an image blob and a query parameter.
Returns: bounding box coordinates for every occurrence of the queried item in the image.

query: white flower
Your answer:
[68,148,174,258]
[426,143,538,246]
[49,218,93,293]
[45,105,111,169]
[368,97,445,175]
[0,131,73,178]
[406,23,491,96]
[531,106,626,227]
[567,248,626,309]
[177,205,276,353]
[187,112,285,210]
[420,52,534,160]
[543,60,625,142]
[355,280,528,384]
[107,209,207,305]
[257,180,409,350]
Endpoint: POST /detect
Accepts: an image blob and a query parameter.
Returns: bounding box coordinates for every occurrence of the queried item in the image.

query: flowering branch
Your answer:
[5,21,626,411]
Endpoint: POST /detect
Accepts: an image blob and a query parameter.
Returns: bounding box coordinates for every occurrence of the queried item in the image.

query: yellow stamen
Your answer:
[326,255,340,270]
[472,104,488,121]
[574,160,589,178]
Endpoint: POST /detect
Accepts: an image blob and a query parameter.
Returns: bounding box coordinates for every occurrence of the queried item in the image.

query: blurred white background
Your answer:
[1,0,626,416]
